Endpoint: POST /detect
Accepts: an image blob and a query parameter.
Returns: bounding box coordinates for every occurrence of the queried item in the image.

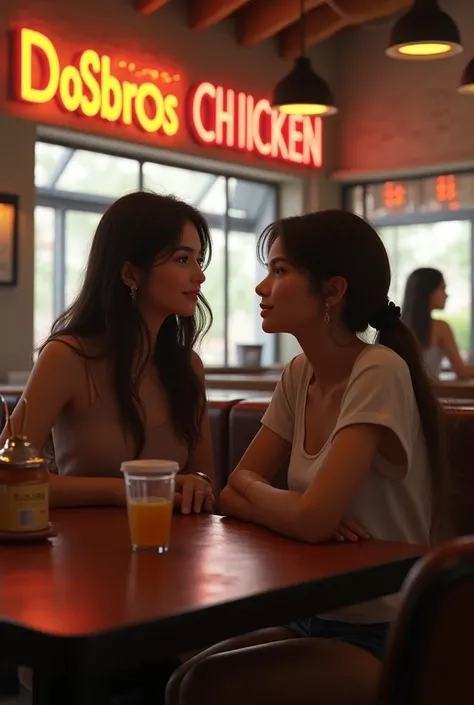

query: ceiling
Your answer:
[132,0,412,59]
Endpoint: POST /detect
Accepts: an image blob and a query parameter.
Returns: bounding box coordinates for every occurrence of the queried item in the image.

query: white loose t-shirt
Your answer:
[262,344,431,624]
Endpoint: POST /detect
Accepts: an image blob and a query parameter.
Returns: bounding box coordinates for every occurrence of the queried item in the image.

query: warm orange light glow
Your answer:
[188,82,323,167]
[387,41,462,59]
[399,43,452,56]
[14,28,180,136]
[278,103,336,117]
[11,29,323,168]
[458,83,474,95]
[0,202,16,284]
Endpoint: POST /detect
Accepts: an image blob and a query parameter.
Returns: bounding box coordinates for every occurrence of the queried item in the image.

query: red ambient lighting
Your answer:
[11,29,323,168]
[188,82,323,168]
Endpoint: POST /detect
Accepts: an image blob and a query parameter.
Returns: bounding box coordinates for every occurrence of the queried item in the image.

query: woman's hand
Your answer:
[332,518,371,542]
[174,474,215,515]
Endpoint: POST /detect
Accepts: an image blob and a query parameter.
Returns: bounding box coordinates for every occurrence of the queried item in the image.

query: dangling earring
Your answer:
[324,303,331,324]
[129,286,137,302]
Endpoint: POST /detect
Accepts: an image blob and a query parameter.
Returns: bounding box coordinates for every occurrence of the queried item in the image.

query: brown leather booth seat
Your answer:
[227,399,474,537]
[3,391,474,533]
[207,398,243,492]
[228,398,288,489]
[445,407,474,536]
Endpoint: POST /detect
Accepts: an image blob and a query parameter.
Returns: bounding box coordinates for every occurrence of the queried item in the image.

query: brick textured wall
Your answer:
[336,0,474,174]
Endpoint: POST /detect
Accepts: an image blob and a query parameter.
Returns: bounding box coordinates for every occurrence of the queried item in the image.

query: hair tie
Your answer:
[369,300,401,331]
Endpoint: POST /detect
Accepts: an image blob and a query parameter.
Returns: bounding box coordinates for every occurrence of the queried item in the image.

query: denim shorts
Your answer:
[286,616,390,660]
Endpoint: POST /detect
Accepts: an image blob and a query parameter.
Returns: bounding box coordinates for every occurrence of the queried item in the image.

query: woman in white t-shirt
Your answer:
[166,211,449,705]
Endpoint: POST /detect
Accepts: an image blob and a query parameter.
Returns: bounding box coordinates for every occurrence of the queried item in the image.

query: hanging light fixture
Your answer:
[271,0,337,117]
[458,57,474,94]
[386,0,463,60]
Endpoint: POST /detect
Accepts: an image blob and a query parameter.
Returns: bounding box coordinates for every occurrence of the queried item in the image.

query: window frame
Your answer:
[34,139,279,366]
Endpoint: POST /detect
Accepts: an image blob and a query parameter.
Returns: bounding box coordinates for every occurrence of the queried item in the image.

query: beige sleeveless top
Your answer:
[51,348,189,478]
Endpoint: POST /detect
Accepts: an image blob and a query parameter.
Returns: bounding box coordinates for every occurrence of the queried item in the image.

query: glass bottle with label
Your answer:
[0,397,50,541]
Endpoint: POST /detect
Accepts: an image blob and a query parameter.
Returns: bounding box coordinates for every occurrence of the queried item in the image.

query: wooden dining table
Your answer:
[0,508,425,705]
[434,379,474,399]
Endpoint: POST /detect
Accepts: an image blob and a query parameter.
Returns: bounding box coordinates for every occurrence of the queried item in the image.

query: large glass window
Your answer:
[345,173,474,219]
[227,179,277,366]
[65,211,102,307]
[34,142,278,364]
[34,206,55,346]
[345,176,474,361]
[380,222,472,358]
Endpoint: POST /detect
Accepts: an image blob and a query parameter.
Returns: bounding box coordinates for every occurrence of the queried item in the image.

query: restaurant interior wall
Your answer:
[335,0,474,176]
[0,0,340,378]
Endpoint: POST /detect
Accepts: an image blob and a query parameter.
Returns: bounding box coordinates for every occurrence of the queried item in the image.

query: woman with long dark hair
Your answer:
[166,211,449,705]
[0,191,215,512]
[402,267,474,379]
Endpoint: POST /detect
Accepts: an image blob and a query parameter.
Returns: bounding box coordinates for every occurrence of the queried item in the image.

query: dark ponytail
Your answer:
[379,320,450,543]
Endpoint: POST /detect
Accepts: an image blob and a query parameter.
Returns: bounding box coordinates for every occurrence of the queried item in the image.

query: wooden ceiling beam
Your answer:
[236,0,325,47]
[132,0,170,15]
[278,0,412,59]
[188,0,251,30]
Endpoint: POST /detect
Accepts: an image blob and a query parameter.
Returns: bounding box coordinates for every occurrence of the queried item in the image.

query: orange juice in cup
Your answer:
[121,460,178,553]
[127,497,173,548]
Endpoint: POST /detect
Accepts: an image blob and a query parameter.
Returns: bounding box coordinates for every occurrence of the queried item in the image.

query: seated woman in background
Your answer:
[402,267,474,379]
[0,191,215,513]
[166,211,449,705]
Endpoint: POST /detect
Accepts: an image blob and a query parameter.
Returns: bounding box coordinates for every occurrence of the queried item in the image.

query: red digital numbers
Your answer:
[436,175,458,209]
[383,181,406,209]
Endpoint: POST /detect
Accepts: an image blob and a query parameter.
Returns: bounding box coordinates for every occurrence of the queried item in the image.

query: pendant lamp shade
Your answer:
[386,0,463,60]
[272,57,337,117]
[458,57,474,94]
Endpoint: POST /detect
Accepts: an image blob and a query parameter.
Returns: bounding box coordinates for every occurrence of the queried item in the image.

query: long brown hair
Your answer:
[42,191,213,455]
[402,267,444,348]
[258,210,449,542]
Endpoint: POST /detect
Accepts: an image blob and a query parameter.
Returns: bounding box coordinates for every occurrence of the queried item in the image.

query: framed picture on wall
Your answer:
[0,193,19,286]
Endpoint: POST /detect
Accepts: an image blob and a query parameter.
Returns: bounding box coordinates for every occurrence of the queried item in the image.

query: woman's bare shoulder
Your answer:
[431,319,451,343]
[41,335,105,358]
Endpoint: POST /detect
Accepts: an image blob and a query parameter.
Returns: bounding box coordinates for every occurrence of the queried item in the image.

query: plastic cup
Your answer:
[121,460,179,553]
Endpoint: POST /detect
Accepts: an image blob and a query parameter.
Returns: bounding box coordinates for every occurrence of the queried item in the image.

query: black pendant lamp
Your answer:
[458,57,474,95]
[386,0,463,60]
[272,0,337,117]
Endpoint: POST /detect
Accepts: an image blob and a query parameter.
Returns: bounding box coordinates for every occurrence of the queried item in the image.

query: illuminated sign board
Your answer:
[188,82,322,167]
[11,28,323,168]
[13,29,180,135]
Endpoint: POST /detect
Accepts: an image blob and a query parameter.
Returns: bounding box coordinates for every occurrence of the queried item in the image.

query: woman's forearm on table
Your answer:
[220,480,312,542]
[48,472,126,508]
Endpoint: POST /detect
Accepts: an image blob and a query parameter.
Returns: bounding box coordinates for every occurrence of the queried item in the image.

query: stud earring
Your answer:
[129,286,137,302]
[324,303,331,324]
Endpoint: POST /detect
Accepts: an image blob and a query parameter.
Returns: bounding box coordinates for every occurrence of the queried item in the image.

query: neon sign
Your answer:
[188,82,322,167]
[13,28,180,136]
[11,28,323,168]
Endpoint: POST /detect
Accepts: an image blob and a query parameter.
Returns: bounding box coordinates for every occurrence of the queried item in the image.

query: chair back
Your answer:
[378,537,474,705]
